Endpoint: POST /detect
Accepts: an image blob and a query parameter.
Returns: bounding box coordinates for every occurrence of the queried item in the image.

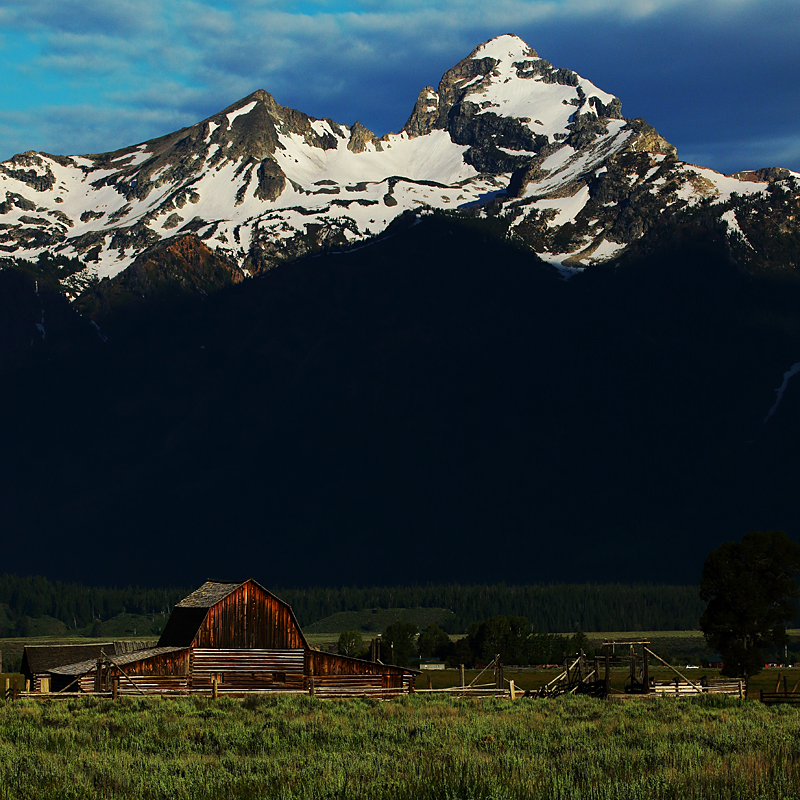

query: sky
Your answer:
[0,0,798,174]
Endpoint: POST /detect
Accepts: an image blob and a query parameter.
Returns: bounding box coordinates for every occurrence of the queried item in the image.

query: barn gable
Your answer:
[157,579,308,650]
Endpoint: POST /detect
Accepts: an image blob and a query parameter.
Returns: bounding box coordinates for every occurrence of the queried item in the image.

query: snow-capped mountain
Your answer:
[2,33,797,298]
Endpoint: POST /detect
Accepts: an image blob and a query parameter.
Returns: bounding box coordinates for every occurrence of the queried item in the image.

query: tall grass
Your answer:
[1,694,798,799]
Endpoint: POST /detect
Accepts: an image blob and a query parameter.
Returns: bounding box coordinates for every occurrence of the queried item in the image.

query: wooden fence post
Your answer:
[212,678,218,700]
[630,645,636,690]
[460,664,465,691]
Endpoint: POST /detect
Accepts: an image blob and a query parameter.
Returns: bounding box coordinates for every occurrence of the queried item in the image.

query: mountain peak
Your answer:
[467,33,539,62]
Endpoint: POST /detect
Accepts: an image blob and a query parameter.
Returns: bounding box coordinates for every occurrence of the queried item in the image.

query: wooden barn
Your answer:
[48,580,417,698]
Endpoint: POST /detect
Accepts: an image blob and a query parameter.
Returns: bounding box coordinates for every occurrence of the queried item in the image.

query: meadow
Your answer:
[1,693,799,800]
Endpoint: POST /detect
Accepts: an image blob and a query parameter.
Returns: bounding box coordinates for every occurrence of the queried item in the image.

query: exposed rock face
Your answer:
[347,121,382,154]
[625,119,678,158]
[254,159,287,201]
[76,235,245,318]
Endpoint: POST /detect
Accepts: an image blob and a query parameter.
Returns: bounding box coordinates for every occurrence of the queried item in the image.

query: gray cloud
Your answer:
[0,104,193,157]
[0,0,797,172]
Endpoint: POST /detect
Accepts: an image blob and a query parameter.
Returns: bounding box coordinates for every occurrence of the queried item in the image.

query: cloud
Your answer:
[0,104,193,157]
[0,0,797,172]
[682,135,800,175]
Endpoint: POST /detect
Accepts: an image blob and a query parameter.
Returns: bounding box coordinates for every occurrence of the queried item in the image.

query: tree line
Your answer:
[338,618,593,669]
[1,574,709,638]
[0,574,187,636]
[277,582,706,633]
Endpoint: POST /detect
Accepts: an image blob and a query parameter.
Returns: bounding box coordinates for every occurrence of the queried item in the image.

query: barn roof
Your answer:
[174,580,246,608]
[22,643,115,677]
[48,646,189,677]
[156,581,247,646]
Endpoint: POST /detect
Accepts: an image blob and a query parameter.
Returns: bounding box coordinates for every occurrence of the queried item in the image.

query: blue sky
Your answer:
[0,0,798,173]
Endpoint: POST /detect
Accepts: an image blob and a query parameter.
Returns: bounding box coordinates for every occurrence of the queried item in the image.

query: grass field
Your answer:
[1,693,799,799]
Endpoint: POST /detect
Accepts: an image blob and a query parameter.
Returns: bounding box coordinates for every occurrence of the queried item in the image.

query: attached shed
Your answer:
[49,580,417,697]
[22,643,115,692]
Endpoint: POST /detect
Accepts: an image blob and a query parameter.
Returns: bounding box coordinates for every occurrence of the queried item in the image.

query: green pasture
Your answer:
[2,693,800,799]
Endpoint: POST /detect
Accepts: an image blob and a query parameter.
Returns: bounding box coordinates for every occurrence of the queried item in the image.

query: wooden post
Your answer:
[739,680,744,699]
[13,682,18,702]
[309,677,315,697]
[427,673,432,690]
[112,677,118,701]
[642,645,649,694]
[630,645,636,691]
[509,680,516,701]
[212,678,218,700]
[604,646,610,696]
[460,664,465,690]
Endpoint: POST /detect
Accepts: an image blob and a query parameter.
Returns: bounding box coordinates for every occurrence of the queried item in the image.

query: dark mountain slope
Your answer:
[2,213,800,587]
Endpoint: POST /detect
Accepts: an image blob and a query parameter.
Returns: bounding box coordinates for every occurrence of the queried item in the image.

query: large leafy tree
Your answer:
[383,621,419,667]
[417,623,452,661]
[337,630,364,658]
[700,530,800,678]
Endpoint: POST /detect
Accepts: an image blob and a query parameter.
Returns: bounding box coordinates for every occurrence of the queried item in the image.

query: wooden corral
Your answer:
[530,641,743,700]
[40,580,417,699]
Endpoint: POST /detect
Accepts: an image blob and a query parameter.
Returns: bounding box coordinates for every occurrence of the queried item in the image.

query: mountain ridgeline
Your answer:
[1,35,799,588]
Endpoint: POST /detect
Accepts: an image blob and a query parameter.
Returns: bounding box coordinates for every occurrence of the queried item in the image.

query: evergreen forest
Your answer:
[0,574,708,637]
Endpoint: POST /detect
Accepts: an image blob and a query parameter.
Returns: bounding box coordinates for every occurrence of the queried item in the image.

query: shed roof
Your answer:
[22,644,115,676]
[48,646,189,677]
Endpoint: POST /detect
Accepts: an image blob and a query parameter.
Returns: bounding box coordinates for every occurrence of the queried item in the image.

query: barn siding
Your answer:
[306,651,411,689]
[191,649,305,690]
[110,648,191,677]
[191,584,306,650]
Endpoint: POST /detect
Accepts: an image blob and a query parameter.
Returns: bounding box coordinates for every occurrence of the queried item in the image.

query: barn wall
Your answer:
[305,651,411,689]
[191,583,305,650]
[191,648,306,691]
[119,649,191,677]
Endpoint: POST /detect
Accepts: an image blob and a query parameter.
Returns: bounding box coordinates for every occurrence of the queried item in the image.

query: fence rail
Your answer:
[760,691,800,706]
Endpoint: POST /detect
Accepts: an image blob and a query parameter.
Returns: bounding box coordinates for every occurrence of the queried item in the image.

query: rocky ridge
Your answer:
[0,34,798,300]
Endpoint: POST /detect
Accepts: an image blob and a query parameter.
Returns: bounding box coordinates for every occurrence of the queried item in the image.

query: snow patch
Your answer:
[227,100,258,128]
[764,363,800,423]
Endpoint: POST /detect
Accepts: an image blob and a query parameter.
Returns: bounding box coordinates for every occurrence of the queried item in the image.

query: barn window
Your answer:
[211,672,224,684]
